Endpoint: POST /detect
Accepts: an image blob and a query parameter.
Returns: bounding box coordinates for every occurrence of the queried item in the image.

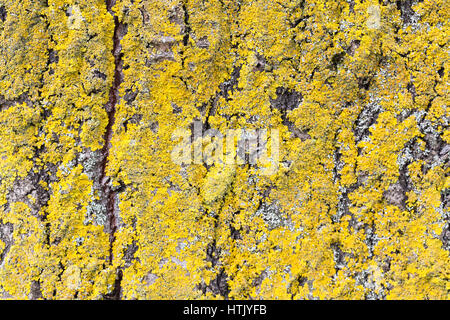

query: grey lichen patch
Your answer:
[255,201,289,231]
[353,98,383,143]
[79,148,109,227]
[0,222,13,267]
[79,148,104,181]
[0,287,12,299]
[85,200,107,226]
[396,0,421,27]
[145,272,158,286]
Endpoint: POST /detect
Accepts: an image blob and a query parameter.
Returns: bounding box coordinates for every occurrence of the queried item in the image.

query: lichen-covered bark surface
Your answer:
[0,0,448,299]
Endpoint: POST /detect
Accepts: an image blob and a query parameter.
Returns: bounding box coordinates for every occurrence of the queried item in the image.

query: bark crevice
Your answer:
[102,0,126,300]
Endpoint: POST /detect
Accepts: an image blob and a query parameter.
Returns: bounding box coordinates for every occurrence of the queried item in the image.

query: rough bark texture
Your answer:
[0,0,449,299]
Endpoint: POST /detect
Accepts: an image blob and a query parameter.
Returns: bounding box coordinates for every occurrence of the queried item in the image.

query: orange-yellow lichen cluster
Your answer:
[0,0,448,299]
